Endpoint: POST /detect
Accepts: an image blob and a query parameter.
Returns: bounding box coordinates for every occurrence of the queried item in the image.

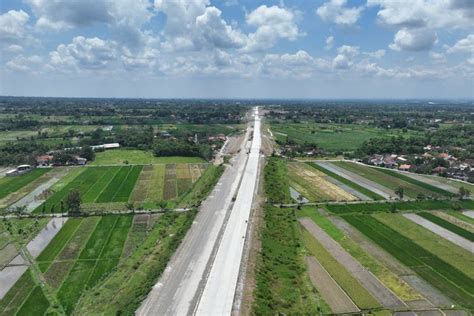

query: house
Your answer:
[369,154,384,166]
[398,164,411,171]
[36,155,54,167]
[438,153,450,159]
[75,156,87,165]
[383,156,398,168]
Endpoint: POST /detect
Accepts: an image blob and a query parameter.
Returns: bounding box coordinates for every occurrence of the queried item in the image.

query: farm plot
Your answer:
[288,162,357,202]
[91,149,205,165]
[403,214,472,251]
[309,162,384,200]
[0,168,51,202]
[35,166,142,213]
[300,217,406,309]
[417,212,474,241]
[30,215,133,314]
[130,163,207,205]
[343,214,474,309]
[333,161,444,199]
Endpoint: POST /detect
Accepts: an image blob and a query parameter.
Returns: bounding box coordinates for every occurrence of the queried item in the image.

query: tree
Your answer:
[459,187,470,200]
[395,187,404,200]
[66,190,82,214]
[80,145,95,161]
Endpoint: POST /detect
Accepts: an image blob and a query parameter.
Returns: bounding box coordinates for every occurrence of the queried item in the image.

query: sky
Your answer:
[0,0,473,99]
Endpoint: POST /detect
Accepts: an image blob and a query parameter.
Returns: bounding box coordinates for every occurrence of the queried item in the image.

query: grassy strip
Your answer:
[343,214,474,308]
[74,211,197,315]
[301,229,380,309]
[418,212,474,241]
[0,168,51,199]
[178,165,224,208]
[298,207,420,301]
[253,157,324,314]
[307,162,384,200]
[326,199,474,214]
[376,168,454,197]
[264,157,293,204]
[448,210,474,225]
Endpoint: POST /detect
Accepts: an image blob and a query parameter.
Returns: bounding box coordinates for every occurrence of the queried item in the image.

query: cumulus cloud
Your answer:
[332,54,350,69]
[316,0,364,26]
[49,36,118,70]
[26,0,152,47]
[155,0,245,51]
[325,36,334,50]
[368,0,472,52]
[6,54,42,72]
[389,28,437,51]
[366,49,386,58]
[244,5,301,52]
[0,10,30,46]
[446,34,474,53]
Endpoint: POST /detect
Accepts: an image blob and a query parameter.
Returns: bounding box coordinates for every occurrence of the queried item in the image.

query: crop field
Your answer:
[298,207,421,303]
[333,161,449,198]
[417,212,474,241]
[287,162,357,201]
[0,215,136,315]
[376,168,454,197]
[343,214,474,308]
[326,199,474,214]
[270,122,420,152]
[35,166,142,213]
[0,168,51,201]
[307,162,384,200]
[130,163,207,204]
[91,149,205,165]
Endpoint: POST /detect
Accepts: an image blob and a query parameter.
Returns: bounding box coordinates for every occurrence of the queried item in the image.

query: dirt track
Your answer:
[299,217,406,309]
[305,256,359,313]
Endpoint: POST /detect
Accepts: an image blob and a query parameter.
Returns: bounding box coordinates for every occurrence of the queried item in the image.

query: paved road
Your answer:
[137,110,257,316]
[196,108,262,315]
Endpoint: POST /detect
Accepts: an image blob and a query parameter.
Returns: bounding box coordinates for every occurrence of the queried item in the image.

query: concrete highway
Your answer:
[137,107,262,316]
[195,107,261,315]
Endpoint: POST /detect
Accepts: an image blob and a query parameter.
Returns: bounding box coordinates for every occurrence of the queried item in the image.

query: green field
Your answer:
[326,199,474,214]
[333,162,455,198]
[376,168,454,197]
[271,122,420,152]
[418,212,474,241]
[0,168,51,200]
[343,214,474,308]
[35,166,142,213]
[307,162,384,200]
[91,149,205,165]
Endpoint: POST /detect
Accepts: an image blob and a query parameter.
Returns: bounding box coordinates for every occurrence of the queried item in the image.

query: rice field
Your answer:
[287,162,357,202]
[35,166,142,213]
[130,163,207,204]
[333,161,449,199]
[343,213,474,308]
[0,168,51,201]
[0,215,137,315]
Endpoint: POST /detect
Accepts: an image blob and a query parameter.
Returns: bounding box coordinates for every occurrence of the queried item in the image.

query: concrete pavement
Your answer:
[137,108,261,316]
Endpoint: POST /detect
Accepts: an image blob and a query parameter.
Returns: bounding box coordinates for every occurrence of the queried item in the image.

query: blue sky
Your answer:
[0,0,473,98]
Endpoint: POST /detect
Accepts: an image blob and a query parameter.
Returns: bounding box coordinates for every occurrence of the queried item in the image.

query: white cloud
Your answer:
[49,36,118,70]
[446,34,474,53]
[244,5,301,51]
[367,49,386,58]
[325,35,334,50]
[389,28,437,51]
[337,45,359,56]
[368,0,473,29]
[26,0,152,47]
[6,54,42,72]
[155,0,244,51]
[0,10,29,44]
[430,51,446,63]
[316,0,364,26]
[333,54,350,69]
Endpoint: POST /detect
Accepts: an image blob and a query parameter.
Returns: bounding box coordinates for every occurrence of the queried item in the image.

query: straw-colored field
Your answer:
[287,162,357,202]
